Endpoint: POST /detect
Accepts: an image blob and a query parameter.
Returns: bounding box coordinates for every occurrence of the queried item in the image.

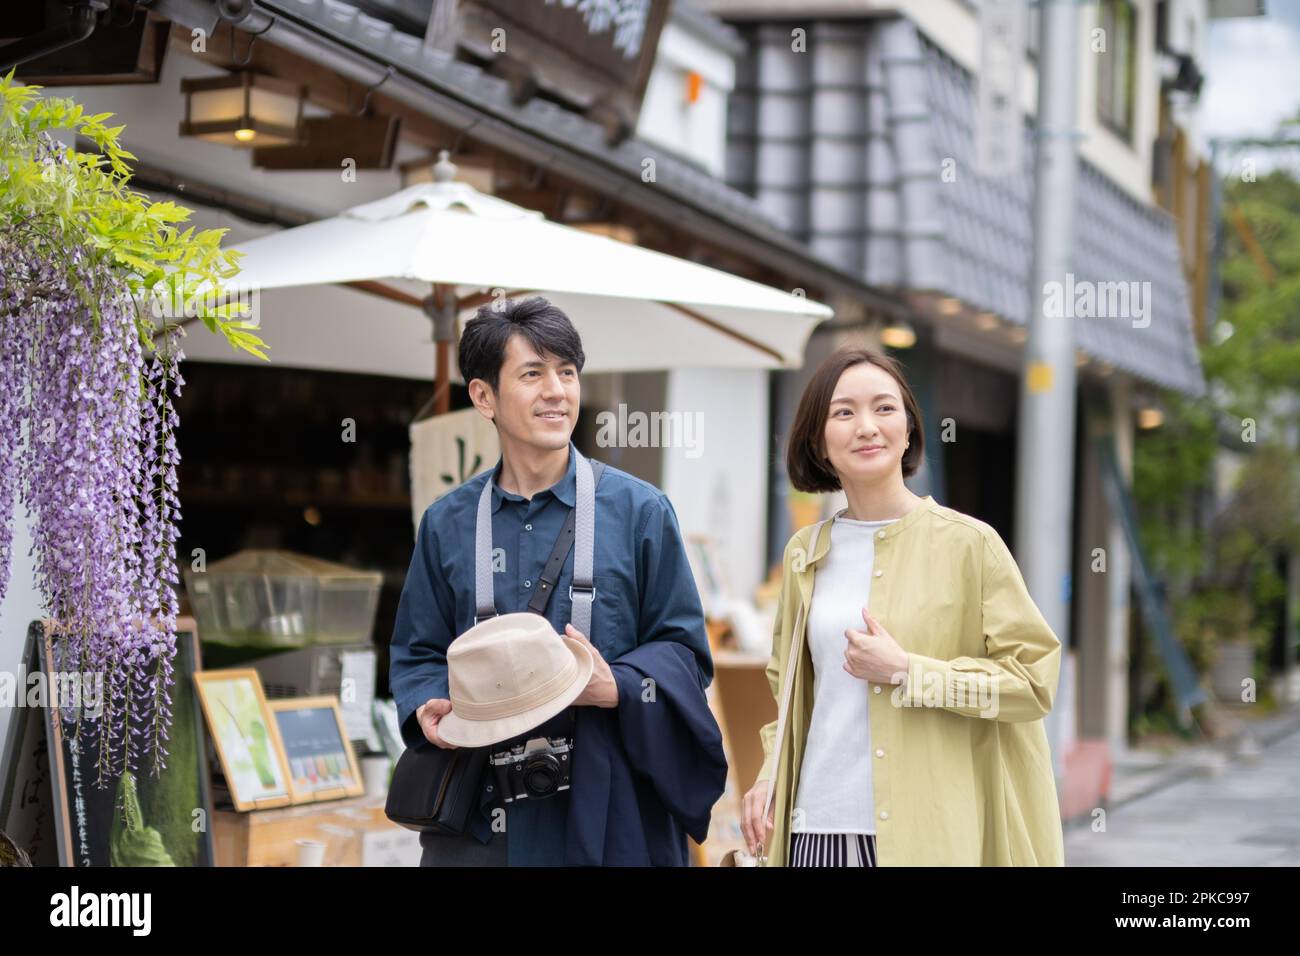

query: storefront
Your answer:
[1,0,911,866]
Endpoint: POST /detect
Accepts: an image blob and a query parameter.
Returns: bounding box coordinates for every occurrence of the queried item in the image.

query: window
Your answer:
[1097,0,1138,142]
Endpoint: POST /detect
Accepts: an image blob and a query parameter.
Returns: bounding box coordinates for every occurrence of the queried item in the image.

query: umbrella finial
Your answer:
[432,149,457,184]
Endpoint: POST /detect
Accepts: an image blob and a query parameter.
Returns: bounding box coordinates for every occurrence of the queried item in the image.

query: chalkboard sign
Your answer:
[0,624,58,866]
[1,619,217,867]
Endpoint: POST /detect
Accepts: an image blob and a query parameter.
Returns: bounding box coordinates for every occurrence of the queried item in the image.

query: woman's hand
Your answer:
[740,778,775,856]
[844,607,910,684]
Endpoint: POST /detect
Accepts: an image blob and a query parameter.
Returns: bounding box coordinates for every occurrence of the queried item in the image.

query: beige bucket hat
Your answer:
[436,612,594,748]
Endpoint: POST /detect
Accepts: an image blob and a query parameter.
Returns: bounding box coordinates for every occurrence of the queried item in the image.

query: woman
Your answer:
[741,347,1064,867]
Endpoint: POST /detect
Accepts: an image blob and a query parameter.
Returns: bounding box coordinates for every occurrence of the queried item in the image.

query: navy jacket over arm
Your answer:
[566,640,728,866]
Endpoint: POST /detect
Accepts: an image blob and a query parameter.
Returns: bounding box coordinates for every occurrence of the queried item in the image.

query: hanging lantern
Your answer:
[179,72,304,148]
[881,317,917,349]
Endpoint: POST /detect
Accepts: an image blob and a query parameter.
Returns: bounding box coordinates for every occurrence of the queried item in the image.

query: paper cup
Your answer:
[296,839,326,867]
[362,756,389,796]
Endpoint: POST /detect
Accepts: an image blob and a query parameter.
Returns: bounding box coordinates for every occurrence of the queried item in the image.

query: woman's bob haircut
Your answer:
[786,347,926,493]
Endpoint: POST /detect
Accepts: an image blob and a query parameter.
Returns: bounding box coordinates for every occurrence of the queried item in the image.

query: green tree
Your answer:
[1133,148,1300,732]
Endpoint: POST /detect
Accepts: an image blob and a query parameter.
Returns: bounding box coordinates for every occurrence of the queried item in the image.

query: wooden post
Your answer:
[429,282,457,415]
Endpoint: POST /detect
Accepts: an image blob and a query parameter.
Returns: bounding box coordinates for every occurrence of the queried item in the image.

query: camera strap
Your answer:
[473,449,605,636]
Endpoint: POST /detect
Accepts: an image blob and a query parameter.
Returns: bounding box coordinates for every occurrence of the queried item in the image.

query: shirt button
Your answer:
[877,531,886,539]
[525,524,532,531]
[524,580,532,588]
[875,748,885,758]
[873,686,882,694]
[874,569,883,578]
[879,810,889,821]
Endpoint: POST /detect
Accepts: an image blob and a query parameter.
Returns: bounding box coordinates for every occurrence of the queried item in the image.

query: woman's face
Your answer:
[822,362,910,485]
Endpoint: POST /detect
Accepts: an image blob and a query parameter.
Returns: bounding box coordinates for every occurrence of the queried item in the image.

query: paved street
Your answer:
[1064,726,1300,866]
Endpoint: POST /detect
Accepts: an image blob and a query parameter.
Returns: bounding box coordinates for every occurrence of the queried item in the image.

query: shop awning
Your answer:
[199,165,831,374]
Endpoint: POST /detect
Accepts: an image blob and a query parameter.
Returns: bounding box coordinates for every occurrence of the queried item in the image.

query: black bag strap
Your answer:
[526,459,605,616]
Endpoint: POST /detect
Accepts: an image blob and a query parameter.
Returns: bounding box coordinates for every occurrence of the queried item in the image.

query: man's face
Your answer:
[477,333,580,452]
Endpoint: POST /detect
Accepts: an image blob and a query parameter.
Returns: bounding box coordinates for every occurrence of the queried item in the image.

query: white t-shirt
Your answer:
[791,513,898,834]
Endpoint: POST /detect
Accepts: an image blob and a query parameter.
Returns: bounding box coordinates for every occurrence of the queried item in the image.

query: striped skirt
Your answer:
[789,832,877,867]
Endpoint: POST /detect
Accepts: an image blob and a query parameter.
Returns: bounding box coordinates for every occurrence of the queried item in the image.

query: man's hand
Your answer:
[416,698,458,749]
[565,624,619,708]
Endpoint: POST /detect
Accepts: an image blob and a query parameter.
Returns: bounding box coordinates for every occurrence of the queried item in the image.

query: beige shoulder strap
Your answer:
[760,518,830,838]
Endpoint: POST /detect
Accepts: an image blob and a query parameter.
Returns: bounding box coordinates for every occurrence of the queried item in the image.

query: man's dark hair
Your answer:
[457,296,586,393]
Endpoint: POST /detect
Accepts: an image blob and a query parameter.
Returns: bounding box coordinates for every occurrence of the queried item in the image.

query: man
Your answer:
[389,296,726,866]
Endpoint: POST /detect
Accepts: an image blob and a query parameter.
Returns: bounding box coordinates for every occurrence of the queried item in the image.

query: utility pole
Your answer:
[1015,0,1082,782]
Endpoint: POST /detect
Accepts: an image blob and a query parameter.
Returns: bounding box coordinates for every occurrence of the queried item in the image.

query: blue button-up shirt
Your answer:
[389,441,713,864]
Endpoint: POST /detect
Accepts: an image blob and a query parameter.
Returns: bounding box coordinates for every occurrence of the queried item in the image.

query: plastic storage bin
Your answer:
[185,550,382,649]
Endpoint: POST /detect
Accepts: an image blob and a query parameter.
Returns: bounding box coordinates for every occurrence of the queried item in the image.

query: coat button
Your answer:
[873,569,883,578]
[875,748,885,758]
[873,685,882,694]
[879,810,889,820]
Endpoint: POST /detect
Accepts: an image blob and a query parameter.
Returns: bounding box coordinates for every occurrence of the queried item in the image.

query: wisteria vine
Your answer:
[0,152,186,789]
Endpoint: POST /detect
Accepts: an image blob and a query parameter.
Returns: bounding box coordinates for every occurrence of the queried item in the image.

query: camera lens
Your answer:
[522,754,562,797]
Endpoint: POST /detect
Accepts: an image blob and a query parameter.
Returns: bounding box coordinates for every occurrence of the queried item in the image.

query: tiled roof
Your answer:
[726,15,1207,397]
[160,0,902,309]
[921,32,1206,397]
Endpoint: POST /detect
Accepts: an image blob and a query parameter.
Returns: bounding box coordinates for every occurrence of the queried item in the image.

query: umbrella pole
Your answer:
[426,282,458,415]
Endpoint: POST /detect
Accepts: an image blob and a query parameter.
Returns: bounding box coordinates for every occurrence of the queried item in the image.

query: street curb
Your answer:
[1062,704,1300,830]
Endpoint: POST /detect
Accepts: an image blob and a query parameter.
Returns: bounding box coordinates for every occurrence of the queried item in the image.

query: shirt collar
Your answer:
[808,494,936,565]
[489,442,578,512]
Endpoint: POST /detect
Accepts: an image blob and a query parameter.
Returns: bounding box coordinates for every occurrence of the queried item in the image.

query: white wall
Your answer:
[637,20,737,176]
[660,367,769,602]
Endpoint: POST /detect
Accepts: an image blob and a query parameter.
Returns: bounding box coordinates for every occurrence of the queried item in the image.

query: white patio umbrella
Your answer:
[210,151,831,412]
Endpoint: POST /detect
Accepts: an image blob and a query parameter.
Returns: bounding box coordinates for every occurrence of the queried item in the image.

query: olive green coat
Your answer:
[758,496,1065,866]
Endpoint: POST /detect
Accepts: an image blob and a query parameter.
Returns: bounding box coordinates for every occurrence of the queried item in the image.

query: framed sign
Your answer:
[268,697,364,804]
[194,669,293,811]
